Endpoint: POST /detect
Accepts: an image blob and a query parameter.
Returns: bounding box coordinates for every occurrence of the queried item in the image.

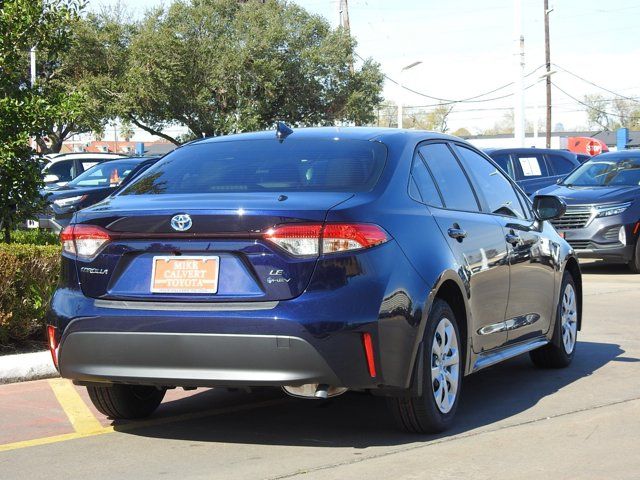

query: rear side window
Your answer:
[121,139,387,194]
[419,143,479,212]
[514,154,549,178]
[410,154,443,207]
[454,146,526,219]
[546,154,575,175]
[489,153,516,179]
[44,160,75,182]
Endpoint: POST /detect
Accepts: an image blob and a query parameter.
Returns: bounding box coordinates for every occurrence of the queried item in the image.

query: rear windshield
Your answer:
[119,139,387,195]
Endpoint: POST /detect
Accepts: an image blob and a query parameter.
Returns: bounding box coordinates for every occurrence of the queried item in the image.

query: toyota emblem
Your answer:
[170,214,192,232]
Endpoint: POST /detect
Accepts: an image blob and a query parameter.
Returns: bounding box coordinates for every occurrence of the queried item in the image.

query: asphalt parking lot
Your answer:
[0,261,638,479]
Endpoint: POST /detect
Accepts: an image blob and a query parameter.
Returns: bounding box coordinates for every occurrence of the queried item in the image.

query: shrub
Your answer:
[10,229,59,246]
[0,244,60,351]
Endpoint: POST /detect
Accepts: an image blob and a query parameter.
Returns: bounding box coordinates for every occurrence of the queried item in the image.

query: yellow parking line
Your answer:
[48,379,105,434]
[0,396,288,453]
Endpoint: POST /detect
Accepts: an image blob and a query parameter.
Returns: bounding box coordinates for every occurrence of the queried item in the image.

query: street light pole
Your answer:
[513,0,525,147]
[544,0,553,148]
[397,61,422,129]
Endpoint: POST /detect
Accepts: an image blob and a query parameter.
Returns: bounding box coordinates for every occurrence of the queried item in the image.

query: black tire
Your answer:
[530,271,578,368]
[388,299,463,434]
[87,384,166,419]
[628,237,640,274]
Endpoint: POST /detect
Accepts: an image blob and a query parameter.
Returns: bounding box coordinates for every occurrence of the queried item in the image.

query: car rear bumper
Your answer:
[59,331,341,387]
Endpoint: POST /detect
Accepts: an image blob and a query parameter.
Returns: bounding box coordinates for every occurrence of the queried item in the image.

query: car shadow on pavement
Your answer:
[579,262,632,275]
[112,340,626,448]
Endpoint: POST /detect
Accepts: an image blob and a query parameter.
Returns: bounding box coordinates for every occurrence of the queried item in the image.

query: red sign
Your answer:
[567,137,608,156]
[586,140,602,156]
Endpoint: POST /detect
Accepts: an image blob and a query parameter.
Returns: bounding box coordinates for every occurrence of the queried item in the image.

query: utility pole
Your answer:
[338,0,351,34]
[544,0,552,148]
[513,0,525,147]
[338,0,354,74]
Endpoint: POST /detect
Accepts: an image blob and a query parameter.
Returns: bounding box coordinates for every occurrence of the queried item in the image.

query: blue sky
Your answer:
[89,0,640,133]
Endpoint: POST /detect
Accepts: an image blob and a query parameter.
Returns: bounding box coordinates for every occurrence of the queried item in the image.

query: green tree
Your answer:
[36,7,134,153]
[119,120,135,141]
[483,110,515,135]
[117,0,383,143]
[0,0,83,242]
[404,105,453,132]
[452,127,471,137]
[583,94,640,131]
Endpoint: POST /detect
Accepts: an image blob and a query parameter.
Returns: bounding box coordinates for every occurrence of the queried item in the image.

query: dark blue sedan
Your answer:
[485,148,583,196]
[47,127,581,433]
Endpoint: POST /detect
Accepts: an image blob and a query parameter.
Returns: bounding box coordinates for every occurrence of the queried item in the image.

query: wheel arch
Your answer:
[401,270,471,396]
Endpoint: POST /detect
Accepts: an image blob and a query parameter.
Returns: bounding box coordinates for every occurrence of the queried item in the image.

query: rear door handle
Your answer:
[505,232,522,246]
[448,227,467,241]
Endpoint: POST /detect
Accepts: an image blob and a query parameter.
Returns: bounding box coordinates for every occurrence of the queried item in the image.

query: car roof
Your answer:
[484,147,575,156]
[45,152,127,160]
[591,150,640,160]
[187,127,462,146]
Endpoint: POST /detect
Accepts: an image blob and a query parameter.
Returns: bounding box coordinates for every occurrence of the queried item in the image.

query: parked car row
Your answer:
[38,153,160,232]
[483,147,640,272]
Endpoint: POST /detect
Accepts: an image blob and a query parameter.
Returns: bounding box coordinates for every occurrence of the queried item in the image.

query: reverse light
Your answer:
[595,202,631,218]
[60,224,112,259]
[53,195,87,208]
[264,224,323,256]
[263,223,389,256]
[46,325,59,370]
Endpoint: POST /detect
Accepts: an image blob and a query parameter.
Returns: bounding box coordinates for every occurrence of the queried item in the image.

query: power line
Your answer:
[551,82,640,120]
[552,63,640,103]
[359,49,547,105]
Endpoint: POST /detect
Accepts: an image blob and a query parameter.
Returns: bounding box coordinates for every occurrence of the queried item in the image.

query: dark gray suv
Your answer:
[537,151,640,272]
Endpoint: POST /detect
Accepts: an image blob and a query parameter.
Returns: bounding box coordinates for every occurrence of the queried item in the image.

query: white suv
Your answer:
[42,153,128,187]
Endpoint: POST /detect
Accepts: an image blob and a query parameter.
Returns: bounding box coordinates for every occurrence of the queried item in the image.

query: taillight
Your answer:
[264,223,389,256]
[60,224,111,259]
[322,224,388,254]
[46,325,59,370]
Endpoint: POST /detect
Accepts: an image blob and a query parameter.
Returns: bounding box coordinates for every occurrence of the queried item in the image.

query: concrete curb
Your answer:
[0,350,59,384]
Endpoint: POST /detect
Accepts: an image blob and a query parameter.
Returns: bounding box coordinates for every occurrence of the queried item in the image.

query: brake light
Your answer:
[322,224,388,254]
[264,223,389,256]
[46,325,59,370]
[60,224,112,258]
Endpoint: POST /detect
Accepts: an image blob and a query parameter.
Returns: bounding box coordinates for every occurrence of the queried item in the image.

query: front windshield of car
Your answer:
[562,156,640,187]
[68,160,139,187]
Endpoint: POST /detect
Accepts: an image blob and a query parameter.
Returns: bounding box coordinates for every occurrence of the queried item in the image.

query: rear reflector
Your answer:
[60,224,111,259]
[46,325,59,370]
[264,223,389,257]
[362,332,377,377]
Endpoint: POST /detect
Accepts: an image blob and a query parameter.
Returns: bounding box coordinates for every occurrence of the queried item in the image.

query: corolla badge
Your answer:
[170,214,192,232]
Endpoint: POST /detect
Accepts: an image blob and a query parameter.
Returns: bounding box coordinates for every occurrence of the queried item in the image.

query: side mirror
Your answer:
[533,195,566,221]
[556,177,564,184]
[44,174,60,183]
